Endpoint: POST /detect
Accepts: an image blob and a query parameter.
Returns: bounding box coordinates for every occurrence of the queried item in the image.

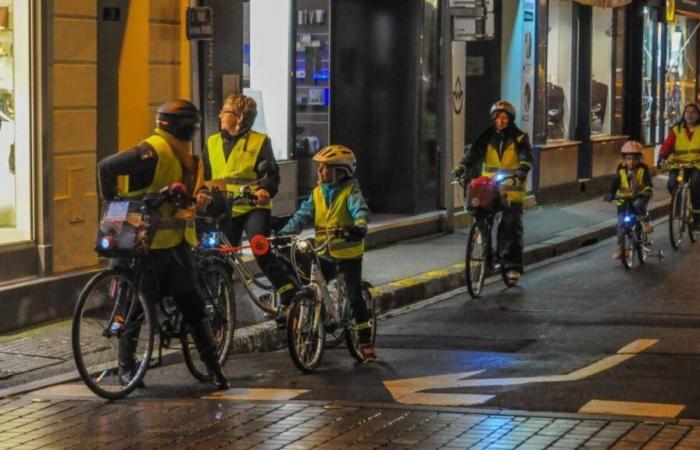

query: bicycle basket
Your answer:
[95,201,156,257]
[466,176,505,212]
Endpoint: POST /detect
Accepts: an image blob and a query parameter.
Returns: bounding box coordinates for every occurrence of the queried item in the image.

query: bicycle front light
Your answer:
[494,174,506,182]
[203,232,219,248]
[623,215,632,223]
[100,235,116,251]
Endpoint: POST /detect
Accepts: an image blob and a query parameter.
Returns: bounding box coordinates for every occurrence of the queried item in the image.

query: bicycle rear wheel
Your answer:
[685,188,698,244]
[465,222,487,298]
[71,269,153,400]
[287,294,325,373]
[182,261,236,381]
[346,285,377,362]
[669,189,684,249]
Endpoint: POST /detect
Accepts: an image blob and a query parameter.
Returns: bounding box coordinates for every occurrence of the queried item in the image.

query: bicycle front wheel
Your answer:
[346,285,377,362]
[636,226,648,266]
[182,261,236,382]
[620,230,637,270]
[287,294,325,373]
[71,269,153,400]
[669,189,684,249]
[685,188,698,244]
[465,222,487,298]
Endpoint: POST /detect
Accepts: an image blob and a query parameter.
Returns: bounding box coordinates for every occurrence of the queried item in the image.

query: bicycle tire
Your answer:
[346,286,377,362]
[669,189,684,250]
[465,222,487,298]
[286,294,325,373]
[182,261,236,382]
[620,230,636,270]
[636,226,647,266]
[71,269,154,400]
[686,188,698,244]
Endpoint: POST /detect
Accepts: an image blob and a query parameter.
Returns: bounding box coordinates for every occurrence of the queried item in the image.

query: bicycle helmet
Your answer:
[313,145,357,176]
[156,99,200,141]
[620,140,643,155]
[490,100,516,121]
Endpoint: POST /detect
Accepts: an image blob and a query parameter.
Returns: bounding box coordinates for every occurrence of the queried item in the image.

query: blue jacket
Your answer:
[280,178,370,235]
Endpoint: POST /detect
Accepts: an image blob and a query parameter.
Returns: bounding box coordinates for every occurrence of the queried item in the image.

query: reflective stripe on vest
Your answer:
[313,183,364,259]
[120,134,185,250]
[482,138,525,203]
[207,131,271,217]
[671,125,700,167]
[615,166,650,206]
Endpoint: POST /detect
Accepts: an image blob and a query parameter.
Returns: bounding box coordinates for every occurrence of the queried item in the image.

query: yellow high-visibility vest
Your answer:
[119,134,185,250]
[671,124,700,168]
[482,134,526,203]
[615,166,651,206]
[313,183,364,259]
[206,131,271,216]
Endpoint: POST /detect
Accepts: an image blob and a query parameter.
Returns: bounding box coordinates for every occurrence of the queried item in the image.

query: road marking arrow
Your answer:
[202,388,309,401]
[384,339,658,407]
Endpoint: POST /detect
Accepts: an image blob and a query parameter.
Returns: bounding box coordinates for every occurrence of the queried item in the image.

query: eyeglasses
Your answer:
[220,110,236,115]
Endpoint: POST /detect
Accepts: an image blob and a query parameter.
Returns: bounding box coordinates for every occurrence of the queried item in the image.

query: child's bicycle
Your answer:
[610,195,663,270]
[71,186,234,400]
[278,230,376,373]
[661,160,700,249]
[454,173,521,298]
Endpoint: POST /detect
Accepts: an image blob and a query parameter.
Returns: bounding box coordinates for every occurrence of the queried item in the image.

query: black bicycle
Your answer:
[663,160,700,249]
[611,196,663,270]
[71,187,234,400]
[457,174,520,298]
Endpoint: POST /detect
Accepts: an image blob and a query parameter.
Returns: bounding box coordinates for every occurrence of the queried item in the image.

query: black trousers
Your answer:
[497,203,524,273]
[319,257,371,342]
[667,168,700,216]
[225,209,299,301]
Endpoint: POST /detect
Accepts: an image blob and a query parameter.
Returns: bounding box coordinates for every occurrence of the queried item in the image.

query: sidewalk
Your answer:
[0,176,672,396]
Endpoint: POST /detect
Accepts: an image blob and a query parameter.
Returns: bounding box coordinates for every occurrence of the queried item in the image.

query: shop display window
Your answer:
[0,1,30,245]
[546,0,573,142]
[664,16,697,131]
[641,7,655,144]
[590,6,613,136]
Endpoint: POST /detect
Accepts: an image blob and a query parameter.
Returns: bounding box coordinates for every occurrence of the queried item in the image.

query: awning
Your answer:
[573,0,632,6]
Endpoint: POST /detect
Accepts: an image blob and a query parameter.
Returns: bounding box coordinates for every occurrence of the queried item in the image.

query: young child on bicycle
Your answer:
[278,145,376,362]
[604,140,653,260]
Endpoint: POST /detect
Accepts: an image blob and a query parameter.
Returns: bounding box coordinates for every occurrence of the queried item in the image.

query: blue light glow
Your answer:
[624,215,632,223]
[100,238,111,250]
[495,174,506,182]
[204,233,218,248]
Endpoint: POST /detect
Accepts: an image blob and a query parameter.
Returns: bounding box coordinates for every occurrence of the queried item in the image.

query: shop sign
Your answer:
[186,7,213,41]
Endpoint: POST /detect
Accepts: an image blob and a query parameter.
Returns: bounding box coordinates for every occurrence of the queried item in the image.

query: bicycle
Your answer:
[455,173,520,299]
[662,160,700,249]
[281,231,376,373]
[609,195,663,270]
[71,186,235,400]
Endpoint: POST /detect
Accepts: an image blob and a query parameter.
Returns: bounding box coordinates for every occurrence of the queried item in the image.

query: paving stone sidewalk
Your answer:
[0,397,698,449]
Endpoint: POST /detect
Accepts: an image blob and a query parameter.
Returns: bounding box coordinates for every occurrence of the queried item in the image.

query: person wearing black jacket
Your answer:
[453,101,533,283]
[195,94,299,309]
[98,99,229,390]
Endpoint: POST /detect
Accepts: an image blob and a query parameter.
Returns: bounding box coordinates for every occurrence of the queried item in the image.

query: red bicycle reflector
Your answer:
[250,235,270,256]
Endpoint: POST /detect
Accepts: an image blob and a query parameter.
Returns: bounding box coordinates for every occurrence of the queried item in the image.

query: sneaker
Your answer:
[207,365,229,390]
[359,343,377,363]
[109,315,125,334]
[274,303,291,329]
[612,248,622,260]
[119,367,146,388]
[505,270,521,283]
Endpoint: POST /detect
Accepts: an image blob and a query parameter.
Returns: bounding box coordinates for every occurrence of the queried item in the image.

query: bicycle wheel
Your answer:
[465,222,487,298]
[324,280,345,349]
[620,230,636,270]
[669,188,684,249]
[346,285,377,362]
[182,261,236,382]
[685,188,698,244]
[71,269,153,400]
[636,226,648,266]
[286,294,325,373]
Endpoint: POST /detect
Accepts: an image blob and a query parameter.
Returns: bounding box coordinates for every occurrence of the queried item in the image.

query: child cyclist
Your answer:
[278,145,376,362]
[604,140,654,259]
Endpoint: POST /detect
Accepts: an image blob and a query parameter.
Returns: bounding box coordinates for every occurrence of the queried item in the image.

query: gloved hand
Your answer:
[343,224,368,241]
[255,188,271,206]
[657,157,666,169]
[603,193,614,203]
[514,169,528,183]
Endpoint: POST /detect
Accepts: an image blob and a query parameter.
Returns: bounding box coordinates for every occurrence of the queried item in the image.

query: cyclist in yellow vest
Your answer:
[98,99,229,390]
[279,146,376,362]
[453,100,533,284]
[658,102,700,230]
[196,94,299,309]
[604,141,654,259]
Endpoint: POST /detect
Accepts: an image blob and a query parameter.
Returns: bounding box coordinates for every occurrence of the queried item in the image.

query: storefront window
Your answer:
[590,7,613,136]
[0,1,30,245]
[242,0,292,160]
[546,0,573,142]
[664,16,698,131]
[641,7,656,144]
